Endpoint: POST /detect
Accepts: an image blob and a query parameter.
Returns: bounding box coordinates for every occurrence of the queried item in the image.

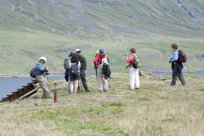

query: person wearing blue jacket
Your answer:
[169,44,185,86]
[35,56,52,99]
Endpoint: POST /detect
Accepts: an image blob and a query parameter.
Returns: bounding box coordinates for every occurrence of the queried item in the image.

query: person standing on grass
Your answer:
[169,44,186,86]
[69,53,81,94]
[35,56,52,99]
[64,51,75,93]
[126,48,140,90]
[94,48,109,92]
[75,49,90,92]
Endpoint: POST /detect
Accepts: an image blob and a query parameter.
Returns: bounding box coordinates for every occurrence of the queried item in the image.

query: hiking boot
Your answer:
[85,89,90,92]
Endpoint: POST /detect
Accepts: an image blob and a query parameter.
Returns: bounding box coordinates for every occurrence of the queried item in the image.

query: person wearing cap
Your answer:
[75,49,89,92]
[93,48,109,92]
[35,56,52,99]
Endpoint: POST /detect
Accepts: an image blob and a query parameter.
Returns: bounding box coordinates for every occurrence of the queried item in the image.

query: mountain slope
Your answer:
[0,0,204,74]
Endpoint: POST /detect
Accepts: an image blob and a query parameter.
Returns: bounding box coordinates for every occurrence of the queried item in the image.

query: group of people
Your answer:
[33,44,186,99]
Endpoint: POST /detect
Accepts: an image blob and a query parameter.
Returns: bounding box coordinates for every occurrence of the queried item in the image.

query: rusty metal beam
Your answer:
[0,80,39,102]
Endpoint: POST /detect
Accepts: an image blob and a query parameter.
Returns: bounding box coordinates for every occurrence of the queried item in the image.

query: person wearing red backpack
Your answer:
[94,48,109,92]
[126,48,140,90]
[169,44,186,86]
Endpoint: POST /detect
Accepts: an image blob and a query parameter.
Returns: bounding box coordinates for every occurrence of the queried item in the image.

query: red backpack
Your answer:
[178,50,187,63]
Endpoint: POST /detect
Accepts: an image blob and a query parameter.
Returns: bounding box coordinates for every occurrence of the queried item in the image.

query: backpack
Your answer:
[30,68,37,78]
[133,55,142,69]
[178,50,187,63]
[102,63,111,79]
[70,63,80,76]
[64,57,71,70]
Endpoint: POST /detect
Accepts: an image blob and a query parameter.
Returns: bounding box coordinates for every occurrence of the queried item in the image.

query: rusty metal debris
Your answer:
[0,80,39,102]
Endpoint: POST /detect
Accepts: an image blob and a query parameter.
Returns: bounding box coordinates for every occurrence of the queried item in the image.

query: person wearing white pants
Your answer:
[128,67,140,90]
[126,48,140,90]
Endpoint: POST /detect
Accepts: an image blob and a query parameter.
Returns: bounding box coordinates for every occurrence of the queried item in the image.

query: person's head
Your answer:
[39,56,47,64]
[171,44,178,51]
[76,49,81,55]
[69,51,75,57]
[71,53,79,63]
[130,48,136,54]
[99,48,105,54]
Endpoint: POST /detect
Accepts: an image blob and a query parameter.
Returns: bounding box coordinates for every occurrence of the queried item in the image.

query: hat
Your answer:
[39,56,47,62]
[99,48,105,53]
[76,49,81,53]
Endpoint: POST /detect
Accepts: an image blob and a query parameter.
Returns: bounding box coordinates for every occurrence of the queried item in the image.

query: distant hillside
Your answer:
[0,0,204,74]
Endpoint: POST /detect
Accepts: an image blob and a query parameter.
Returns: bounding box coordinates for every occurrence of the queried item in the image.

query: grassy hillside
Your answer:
[0,73,204,135]
[0,0,204,74]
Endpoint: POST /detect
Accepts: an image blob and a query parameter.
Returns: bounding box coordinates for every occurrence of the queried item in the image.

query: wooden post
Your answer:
[54,90,58,103]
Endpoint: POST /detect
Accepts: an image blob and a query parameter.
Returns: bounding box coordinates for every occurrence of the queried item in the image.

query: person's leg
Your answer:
[178,73,185,86]
[37,76,51,99]
[129,68,135,90]
[97,68,103,91]
[67,75,71,93]
[135,69,140,89]
[70,81,74,94]
[74,80,79,94]
[171,64,178,86]
[80,70,89,91]
[102,75,109,92]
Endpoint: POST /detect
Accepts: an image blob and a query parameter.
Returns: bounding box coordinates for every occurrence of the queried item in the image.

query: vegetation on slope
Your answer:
[0,0,204,74]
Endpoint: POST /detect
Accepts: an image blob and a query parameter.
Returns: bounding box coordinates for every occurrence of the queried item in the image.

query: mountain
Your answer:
[0,0,204,74]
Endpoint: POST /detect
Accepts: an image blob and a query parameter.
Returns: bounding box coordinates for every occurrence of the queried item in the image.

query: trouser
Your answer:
[129,67,140,90]
[96,68,108,92]
[36,75,51,99]
[70,80,79,94]
[80,70,89,91]
[171,63,186,86]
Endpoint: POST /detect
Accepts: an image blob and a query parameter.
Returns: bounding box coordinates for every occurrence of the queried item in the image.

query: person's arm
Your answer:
[35,62,46,72]
[83,56,87,70]
[126,56,134,64]
[94,55,100,68]
[171,50,179,62]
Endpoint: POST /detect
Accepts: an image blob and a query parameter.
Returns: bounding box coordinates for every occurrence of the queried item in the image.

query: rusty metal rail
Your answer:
[0,80,39,102]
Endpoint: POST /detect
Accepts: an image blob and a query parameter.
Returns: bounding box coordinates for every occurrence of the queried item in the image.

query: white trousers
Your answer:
[129,68,140,90]
[97,68,109,91]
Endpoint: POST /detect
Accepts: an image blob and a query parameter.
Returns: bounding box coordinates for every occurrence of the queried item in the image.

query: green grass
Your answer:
[0,73,204,135]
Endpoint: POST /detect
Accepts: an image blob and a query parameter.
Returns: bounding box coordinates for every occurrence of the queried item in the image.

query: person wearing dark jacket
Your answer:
[76,49,89,92]
[170,44,186,86]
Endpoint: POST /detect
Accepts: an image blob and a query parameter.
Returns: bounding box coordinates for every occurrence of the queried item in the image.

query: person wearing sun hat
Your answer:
[35,56,52,99]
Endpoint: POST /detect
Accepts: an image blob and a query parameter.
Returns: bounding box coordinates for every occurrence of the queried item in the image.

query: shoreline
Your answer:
[0,70,204,78]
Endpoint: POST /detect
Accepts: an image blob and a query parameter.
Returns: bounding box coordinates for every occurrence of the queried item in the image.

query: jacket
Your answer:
[126,54,136,68]
[78,55,87,70]
[94,54,107,68]
[171,50,179,64]
[35,62,47,76]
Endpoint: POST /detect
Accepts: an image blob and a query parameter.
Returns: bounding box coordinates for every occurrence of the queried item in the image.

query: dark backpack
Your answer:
[30,68,37,78]
[70,63,80,76]
[102,63,111,79]
[178,50,187,63]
